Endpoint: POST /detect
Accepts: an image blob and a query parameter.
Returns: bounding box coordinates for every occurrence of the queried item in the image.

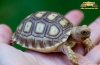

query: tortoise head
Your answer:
[71,25,91,41]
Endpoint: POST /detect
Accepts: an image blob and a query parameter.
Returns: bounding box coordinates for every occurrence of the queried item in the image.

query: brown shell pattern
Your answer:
[13,11,73,52]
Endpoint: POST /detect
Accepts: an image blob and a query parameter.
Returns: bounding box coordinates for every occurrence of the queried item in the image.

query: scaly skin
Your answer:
[59,25,93,65]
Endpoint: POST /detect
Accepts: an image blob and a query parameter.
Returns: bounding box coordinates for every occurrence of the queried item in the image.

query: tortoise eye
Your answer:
[81,30,88,35]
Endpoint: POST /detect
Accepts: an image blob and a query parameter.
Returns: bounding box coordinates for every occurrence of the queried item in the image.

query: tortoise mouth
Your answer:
[81,35,90,40]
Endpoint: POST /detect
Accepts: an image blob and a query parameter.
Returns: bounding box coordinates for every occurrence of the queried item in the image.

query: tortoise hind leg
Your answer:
[60,45,79,65]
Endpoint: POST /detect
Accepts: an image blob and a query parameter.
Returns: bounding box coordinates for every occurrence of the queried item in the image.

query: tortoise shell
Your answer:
[13,11,73,52]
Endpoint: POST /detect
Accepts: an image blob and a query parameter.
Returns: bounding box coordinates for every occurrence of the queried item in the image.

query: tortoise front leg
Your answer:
[61,45,79,65]
[83,38,94,54]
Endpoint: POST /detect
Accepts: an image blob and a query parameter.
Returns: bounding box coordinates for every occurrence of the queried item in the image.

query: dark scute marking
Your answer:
[34,39,38,48]
[18,36,28,47]
[15,34,20,42]
[24,38,29,47]
[18,36,23,44]
[53,40,60,45]
[44,39,53,47]
[35,39,44,48]
[29,38,35,48]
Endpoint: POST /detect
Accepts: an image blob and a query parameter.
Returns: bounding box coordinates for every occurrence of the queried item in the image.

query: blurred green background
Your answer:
[0,0,100,31]
[0,0,100,50]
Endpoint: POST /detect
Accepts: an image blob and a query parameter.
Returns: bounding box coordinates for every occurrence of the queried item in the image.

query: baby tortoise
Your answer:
[12,11,93,65]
